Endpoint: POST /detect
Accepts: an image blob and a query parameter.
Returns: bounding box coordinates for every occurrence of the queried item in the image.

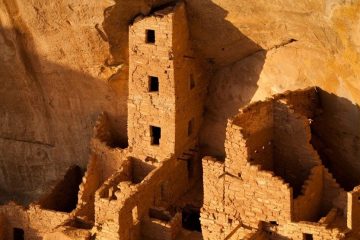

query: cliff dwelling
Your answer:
[0,1,360,240]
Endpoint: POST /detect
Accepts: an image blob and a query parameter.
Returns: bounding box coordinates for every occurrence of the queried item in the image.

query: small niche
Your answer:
[149,76,159,92]
[13,228,24,240]
[150,126,161,145]
[146,29,155,44]
[303,233,313,240]
[189,74,195,89]
[188,118,194,136]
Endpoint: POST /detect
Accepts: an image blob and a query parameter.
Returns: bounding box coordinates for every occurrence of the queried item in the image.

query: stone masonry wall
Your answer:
[274,221,345,240]
[293,166,323,222]
[225,100,274,176]
[347,186,360,230]
[201,157,226,240]
[0,203,69,240]
[128,8,176,160]
[94,157,188,240]
[128,3,206,161]
[116,158,188,240]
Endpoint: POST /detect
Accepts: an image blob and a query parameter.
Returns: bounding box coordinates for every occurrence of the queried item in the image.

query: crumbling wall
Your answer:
[321,168,347,218]
[116,158,188,240]
[141,211,182,240]
[37,166,83,213]
[94,156,188,240]
[293,166,323,221]
[224,165,292,228]
[0,203,70,240]
[275,221,345,240]
[73,155,102,222]
[91,113,129,181]
[311,90,360,191]
[225,100,274,175]
[200,157,226,240]
[273,102,320,197]
[347,186,360,230]
[94,163,132,240]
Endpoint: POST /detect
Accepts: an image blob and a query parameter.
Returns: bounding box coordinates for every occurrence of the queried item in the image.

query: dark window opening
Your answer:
[269,221,278,226]
[149,76,159,92]
[303,233,313,240]
[150,126,161,145]
[188,119,194,136]
[182,206,201,232]
[146,29,155,43]
[189,74,195,89]
[13,228,24,240]
[358,196,360,202]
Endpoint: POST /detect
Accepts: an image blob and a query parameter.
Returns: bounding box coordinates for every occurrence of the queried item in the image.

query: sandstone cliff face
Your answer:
[0,0,359,203]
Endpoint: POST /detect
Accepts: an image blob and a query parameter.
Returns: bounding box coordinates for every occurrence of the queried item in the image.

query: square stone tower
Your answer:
[128,2,206,161]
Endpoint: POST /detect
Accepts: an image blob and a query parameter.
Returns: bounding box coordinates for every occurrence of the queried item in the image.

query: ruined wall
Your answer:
[224,165,292,228]
[201,157,226,240]
[141,211,182,240]
[225,101,274,175]
[311,90,360,191]
[293,166,323,222]
[95,157,189,240]
[0,203,70,239]
[116,158,188,240]
[73,155,102,222]
[274,221,345,240]
[321,168,347,218]
[347,186,360,230]
[273,102,320,196]
[95,163,132,240]
[91,113,129,181]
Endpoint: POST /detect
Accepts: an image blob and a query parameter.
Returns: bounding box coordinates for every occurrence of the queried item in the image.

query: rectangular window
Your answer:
[188,118,194,136]
[149,76,159,92]
[146,29,155,43]
[13,228,24,240]
[303,233,313,240]
[150,126,161,145]
[189,74,195,89]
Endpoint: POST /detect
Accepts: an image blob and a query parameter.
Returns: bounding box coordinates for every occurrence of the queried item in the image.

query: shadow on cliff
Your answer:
[311,89,360,191]
[0,26,127,206]
[185,0,265,159]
